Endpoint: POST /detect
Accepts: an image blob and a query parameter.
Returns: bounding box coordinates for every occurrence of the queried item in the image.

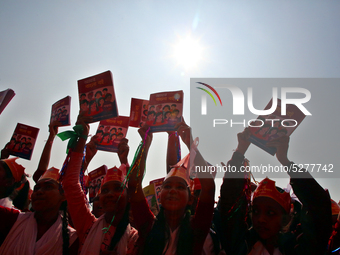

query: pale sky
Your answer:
[0,1,339,202]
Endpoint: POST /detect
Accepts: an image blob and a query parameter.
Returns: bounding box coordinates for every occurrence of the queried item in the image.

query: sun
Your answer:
[172,35,204,70]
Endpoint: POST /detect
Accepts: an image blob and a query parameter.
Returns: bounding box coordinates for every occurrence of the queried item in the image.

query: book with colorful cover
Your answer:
[129,98,149,128]
[143,183,159,215]
[149,177,164,207]
[78,71,118,123]
[95,116,130,153]
[8,123,40,160]
[248,98,306,155]
[147,90,184,132]
[50,96,71,126]
[88,165,108,203]
[0,88,15,115]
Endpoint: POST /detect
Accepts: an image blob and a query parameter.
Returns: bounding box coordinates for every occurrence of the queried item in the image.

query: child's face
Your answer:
[99,181,128,213]
[160,177,190,212]
[81,103,88,111]
[32,179,65,213]
[251,197,285,241]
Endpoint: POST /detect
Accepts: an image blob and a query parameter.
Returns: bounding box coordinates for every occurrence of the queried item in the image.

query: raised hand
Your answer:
[266,135,290,166]
[118,138,129,165]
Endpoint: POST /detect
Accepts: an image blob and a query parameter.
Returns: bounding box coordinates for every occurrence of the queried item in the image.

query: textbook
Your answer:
[95,116,130,153]
[88,165,108,203]
[248,98,306,155]
[143,183,159,215]
[0,88,15,115]
[50,96,71,126]
[147,90,184,132]
[78,71,118,123]
[149,177,164,207]
[8,123,40,160]
[129,98,149,128]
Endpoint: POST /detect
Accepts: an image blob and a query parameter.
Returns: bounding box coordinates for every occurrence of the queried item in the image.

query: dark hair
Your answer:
[108,204,130,251]
[1,161,21,197]
[80,99,89,105]
[60,201,70,255]
[142,206,193,255]
[153,112,164,124]
[104,93,112,101]
[13,181,30,211]
[95,91,102,97]
[100,133,110,143]
[163,105,170,111]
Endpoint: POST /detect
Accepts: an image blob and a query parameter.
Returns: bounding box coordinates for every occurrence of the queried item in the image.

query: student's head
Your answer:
[80,93,86,100]
[102,88,108,95]
[14,142,21,151]
[89,100,97,112]
[110,127,117,134]
[95,90,102,99]
[170,109,180,119]
[160,166,192,213]
[96,130,104,139]
[32,178,65,213]
[99,167,128,214]
[277,128,288,137]
[147,111,156,121]
[98,97,105,107]
[26,142,32,149]
[110,134,117,141]
[154,112,164,123]
[149,105,155,111]
[0,158,25,198]
[88,92,93,100]
[80,99,89,111]
[255,124,271,135]
[32,168,65,213]
[251,178,291,241]
[269,127,278,135]
[162,105,170,112]
[104,93,112,102]
[171,104,176,110]
[164,111,171,119]
[101,133,110,143]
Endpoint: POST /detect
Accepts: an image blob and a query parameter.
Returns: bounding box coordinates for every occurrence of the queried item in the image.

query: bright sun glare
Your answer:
[172,35,204,70]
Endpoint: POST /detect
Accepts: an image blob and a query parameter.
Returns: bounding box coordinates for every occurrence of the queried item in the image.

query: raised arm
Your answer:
[267,135,332,254]
[219,128,251,254]
[61,113,95,240]
[128,124,153,203]
[33,121,60,183]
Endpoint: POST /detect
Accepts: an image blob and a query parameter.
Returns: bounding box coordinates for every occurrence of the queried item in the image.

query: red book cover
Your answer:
[149,177,164,206]
[8,123,40,160]
[129,98,149,128]
[0,88,15,115]
[248,98,306,155]
[78,71,118,123]
[148,90,184,132]
[50,96,71,126]
[95,116,130,153]
[88,165,108,203]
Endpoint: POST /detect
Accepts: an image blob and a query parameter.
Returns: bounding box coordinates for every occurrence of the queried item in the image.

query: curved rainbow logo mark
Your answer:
[196,82,223,106]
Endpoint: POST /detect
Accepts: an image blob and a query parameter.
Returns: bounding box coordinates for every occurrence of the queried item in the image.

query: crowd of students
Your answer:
[0,109,339,255]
